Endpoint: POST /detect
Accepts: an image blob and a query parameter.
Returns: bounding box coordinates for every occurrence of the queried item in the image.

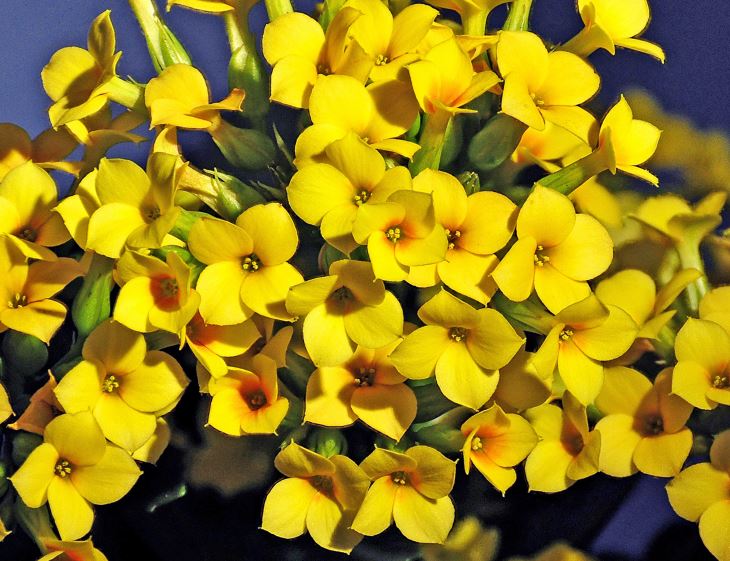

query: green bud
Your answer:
[374,434,413,452]
[152,246,205,286]
[439,115,463,168]
[491,293,554,335]
[1,331,48,378]
[467,113,527,172]
[277,398,305,439]
[281,350,314,397]
[128,0,192,73]
[11,432,43,467]
[71,253,114,339]
[457,171,480,195]
[209,169,266,221]
[411,424,466,454]
[169,209,207,242]
[308,428,347,458]
[210,120,277,171]
[404,114,421,143]
[0,461,8,497]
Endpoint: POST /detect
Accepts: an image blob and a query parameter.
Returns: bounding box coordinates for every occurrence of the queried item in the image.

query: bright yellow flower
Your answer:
[54,320,188,452]
[496,31,599,139]
[113,250,200,335]
[10,412,141,541]
[305,341,416,441]
[262,9,372,108]
[0,240,82,343]
[352,446,456,543]
[184,312,261,378]
[85,156,182,258]
[492,184,613,314]
[42,11,128,127]
[390,290,523,409]
[207,354,288,435]
[55,170,101,251]
[0,123,79,180]
[562,0,665,62]
[598,95,661,185]
[294,75,421,167]
[188,203,303,323]
[492,348,552,413]
[460,405,537,494]
[0,162,71,261]
[262,442,369,553]
[672,318,730,410]
[699,286,730,335]
[37,537,110,561]
[524,392,600,492]
[167,0,242,12]
[512,121,590,170]
[408,169,517,302]
[347,0,438,82]
[667,430,730,561]
[353,190,448,282]
[287,259,403,366]
[145,64,244,130]
[288,133,412,253]
[532,295,638,405]
[421,516,500,561]
[595,367,693,477]
[570,178,624,229]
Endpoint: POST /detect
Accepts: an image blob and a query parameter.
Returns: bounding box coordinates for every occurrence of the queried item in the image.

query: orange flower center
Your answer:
[54,459,73,478]
[245,389,267,410]
[471,436,483,452]
[375,54,389,66]
[153,276,180,310]
[316,63,331,76]
[563,433,584,456]
[354,367,376,387]
[386,226,402,243]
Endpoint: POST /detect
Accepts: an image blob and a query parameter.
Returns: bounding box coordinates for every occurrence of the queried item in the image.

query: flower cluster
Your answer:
[0,0,728,560]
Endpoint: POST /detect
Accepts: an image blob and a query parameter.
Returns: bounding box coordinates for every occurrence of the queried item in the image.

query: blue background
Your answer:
[0,1,727,560]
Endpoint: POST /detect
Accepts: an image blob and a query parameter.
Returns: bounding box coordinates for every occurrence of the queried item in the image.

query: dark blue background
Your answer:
[0,1,726,560]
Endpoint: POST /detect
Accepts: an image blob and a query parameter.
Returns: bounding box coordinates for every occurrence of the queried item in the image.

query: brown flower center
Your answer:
[54,459,73,478]
[449,327,468,342]
[391,471,409,485]
[241,254,261,272]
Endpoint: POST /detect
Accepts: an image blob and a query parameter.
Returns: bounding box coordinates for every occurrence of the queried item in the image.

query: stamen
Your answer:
[449,327,468,342]
[386,226,402,243]
[354,367,376,387]
[445,229,462,250]
[54,459,72,478]
[391,471,408,485]
[102,375,121,393]
[242,254,261,272]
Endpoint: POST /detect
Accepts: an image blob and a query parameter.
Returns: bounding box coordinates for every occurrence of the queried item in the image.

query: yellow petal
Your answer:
[390,326,449,379]
[595,414,641,477]
[10,443,58,508]
[614,38,665,63]
[393,486,454,544]
[406,445,456,499]
[119,351,187,413]
[459,191,517,255]
[596,269,655,326]
[71,445,141,504]
[188,217,251,264]
[113,277,156,333]
[438,250,498,304]
[261,478,318,539]
[237,203,298,265]
[83,320,146,374]
[47,477,94,541]
[467,308,524,370]
[352,384,416,442]
[86,203,145,258]
[418,289,480,328]
[367,80,420,142]
[633,430,692,477]
[533,264,592,315]
[501,76,544,130]
[368,233,408,281]
[309,75,373,136]
[595,366,651,416]
[45,412,106,466]
[572,305,638,361]
[344,292,403,349]
[517,184,576,247]
[557,339,603,405]
[93,394,157,453]
[699,500,730,561]
[672,361,714,410]
[525,440,574,493]
[306,493,362,553]
[54,360,103,413]
[360,448,417,479]
[497,31,549,92]
[302,304,354,367]
[667,463,730,521]
[196,262,251,326]
[241,263,303,320]
[491,236,537,302]
[0,300,67,344]
[286,276,339,317]
[675,318,730,372]
[545,214,613,281]
[436,342,498,410]
[537,51,600,106]
[351,477,396,536]
[262,12,324,66]
[288,164,355,226]
[470,453,517,494]
[305,367,357,427]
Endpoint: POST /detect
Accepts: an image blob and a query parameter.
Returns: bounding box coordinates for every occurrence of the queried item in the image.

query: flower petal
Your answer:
[393,486,454,544]
[261,478,318,539]
[71,445,141,504]
[47,477,94,541]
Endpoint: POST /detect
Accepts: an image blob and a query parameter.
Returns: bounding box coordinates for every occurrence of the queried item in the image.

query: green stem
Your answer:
[264,0,293,21]
[675,242,709,314]
[462,6,488,36]
[128,0,192,72]
[503,0,534,31]
[536,148,609,195]
[105,76,148,115]
[409,110,452,175]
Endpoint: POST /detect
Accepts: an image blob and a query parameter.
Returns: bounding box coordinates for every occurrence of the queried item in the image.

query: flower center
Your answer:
[316,63,331,75]
[245,389,267,410]
[353,189,371,206]
[310,474,334,495]
[471,436,483,452]
[143,205,161,222]
[241,254,261,272]
[7,293,27,308]
[559,328,574,341]
[386,226,402,243]
[16,226,37,242]
[712,375,729,389]
[449,327,468,342]
[54,459,72,478]
[354,367,376,387]
[102,374,121,393]
[445,229,462,250]
[331,286,354,303]
[391,471,408,485]
[534,245,550,267]
[643,415,664,436]
[563,433,584,456]
[375,54,389,66]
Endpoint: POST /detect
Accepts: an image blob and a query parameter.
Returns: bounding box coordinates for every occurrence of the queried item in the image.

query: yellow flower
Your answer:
[532,295,638,405]
[305,341,416,441]
[54,170,101,251]
[390,290,523,409]
[8,373,59,434]
[492,348,552,413]
[492,184,614,314]
[524,392,600,492]
[672,318,730,410]
[85,156,182,258]
[408,169,517,302]
[352,446,456,543]
[699,286,730,335]
[288,133,412,253]
[0,162,71,261]
[167,0,242,12]
[496,31,599,139]
[113,250,200,335]
[262,9,372,108]
[10,412,141,541]
[294,75,421,167]
[421,516,500,561]
[184,312,261,378]
[562,0,665,62]
[262,442,369,553]
[460,405,537,494]
[0,123,79,180]
[595,366,693,477]
[144,64,244,130]
[0,240,83,344]
[352,190,448,282]
[207,354,289,435]
[667,430,730,561]
[188,203,303,323]
[512,121,590,170]
[38,537,110,561]
[54,320,188,453]
[598,95,662,185]
[286,259,403,367]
